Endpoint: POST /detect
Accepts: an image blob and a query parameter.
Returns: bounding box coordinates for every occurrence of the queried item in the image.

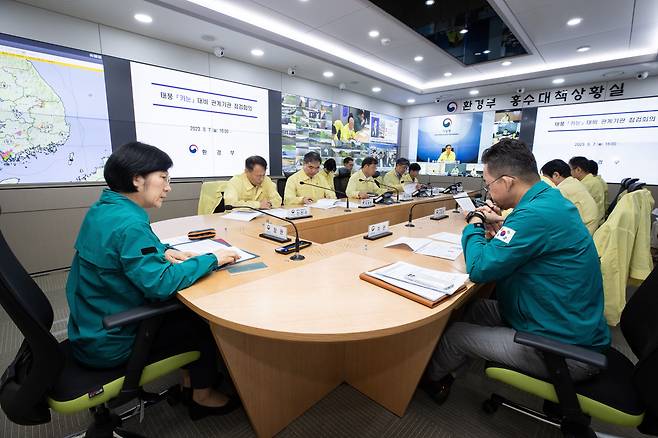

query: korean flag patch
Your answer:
[494,226,516,244]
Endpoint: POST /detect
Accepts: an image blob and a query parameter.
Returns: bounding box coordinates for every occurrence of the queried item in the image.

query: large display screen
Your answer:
[532,96,658,184]
[281,93,400,172]
[416,113,484,163]
[0,34,112,184]
[130,62,270,178]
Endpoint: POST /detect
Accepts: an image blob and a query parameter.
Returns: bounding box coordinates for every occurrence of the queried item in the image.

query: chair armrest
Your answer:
[514,331,607,369]
[103,300,183,330]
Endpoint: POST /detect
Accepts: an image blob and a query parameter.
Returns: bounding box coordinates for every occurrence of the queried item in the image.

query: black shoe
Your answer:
[188,396,241,421]
[420,374,454,406]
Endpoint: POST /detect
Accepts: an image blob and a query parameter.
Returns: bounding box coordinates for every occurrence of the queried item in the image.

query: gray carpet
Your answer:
[0,271,641,437]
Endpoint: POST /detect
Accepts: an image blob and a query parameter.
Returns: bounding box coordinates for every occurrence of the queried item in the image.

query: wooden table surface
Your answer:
[151,198,478,437]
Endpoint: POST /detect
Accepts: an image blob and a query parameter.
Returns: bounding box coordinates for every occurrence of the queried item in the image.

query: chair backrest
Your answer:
[606,178,639,218]
[0,228,64,425]
[620,265,658,423]
[276,177,287,200]
[197,181,227,215]
[333,175,349,198]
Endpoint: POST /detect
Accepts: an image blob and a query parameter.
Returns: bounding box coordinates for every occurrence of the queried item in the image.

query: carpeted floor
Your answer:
[0,271,641,437]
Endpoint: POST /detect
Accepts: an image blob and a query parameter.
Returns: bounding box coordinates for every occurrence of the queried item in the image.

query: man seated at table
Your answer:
[541,159,601,235]
[422,138,610,405]
[346,156,388,199]
[569,156,605,223]
[382,157,410,193]
[339,156,355,175]
[284,151,336,205]
[224,155,282,209]
[588,159,609,209]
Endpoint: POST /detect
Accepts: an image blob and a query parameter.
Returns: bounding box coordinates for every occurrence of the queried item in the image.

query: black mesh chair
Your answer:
[0,216,200,437]
[482,267,658,437]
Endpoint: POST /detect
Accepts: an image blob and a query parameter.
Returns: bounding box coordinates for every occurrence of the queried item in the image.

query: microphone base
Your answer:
[405,222,416,227]
[344,208,351,212]
[290,253,305,261]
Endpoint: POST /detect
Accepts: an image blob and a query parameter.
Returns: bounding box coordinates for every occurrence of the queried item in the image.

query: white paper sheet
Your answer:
[162,236,257,263]
[429,232,462,245]
[453,193,475,212]
[266,208,289,219]
[222,210,263,222]
[414,241,463,261]
[309,199,342,209]
[384,237,433,252]
[403,182,417,194]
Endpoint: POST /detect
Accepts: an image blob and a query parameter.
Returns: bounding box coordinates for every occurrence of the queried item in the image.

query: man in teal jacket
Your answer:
[422,139,610,405]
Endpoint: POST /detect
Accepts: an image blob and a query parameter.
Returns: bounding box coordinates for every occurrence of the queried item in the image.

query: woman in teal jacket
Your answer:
[66,142,240,420]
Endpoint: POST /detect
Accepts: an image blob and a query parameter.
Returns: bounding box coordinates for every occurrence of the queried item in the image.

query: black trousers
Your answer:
[148,307,223,389]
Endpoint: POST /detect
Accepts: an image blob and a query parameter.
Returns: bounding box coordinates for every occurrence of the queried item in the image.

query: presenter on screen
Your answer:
[346,156,387,199]
[438,144,456,162]
[66,142,241,420]
[284,151,336,205]
[224,155,282,210]
[339,113,357,143]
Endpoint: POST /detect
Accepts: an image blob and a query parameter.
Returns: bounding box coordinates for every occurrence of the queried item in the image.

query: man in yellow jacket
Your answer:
[224,156,282,209]
[382,158,410,193]
[541,159,601,234]
[588,160,609,209]
[346,156,387,198]
[569,156,605,223]
[284,151,336,205]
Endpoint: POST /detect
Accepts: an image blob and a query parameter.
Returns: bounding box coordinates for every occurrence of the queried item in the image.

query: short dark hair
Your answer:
[481,138,538,183]
[540,159,571,178]
[104,141,172,193]
[588,159,599,176]
[395,157,410,167]
[361,156,377,167]
[347,113,355,122]
[568,156,590,173]
[245,155,267,171]
[303,151,321,164]
[343,157,354,165]
[323,158,337,172]
[445,144,453,149]
[409,163,421,172]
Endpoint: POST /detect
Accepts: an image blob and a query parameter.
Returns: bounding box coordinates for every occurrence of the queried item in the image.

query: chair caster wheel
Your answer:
[482,398,499,414]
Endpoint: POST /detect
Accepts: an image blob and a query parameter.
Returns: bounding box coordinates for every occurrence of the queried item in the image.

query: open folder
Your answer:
[360,261,469,308]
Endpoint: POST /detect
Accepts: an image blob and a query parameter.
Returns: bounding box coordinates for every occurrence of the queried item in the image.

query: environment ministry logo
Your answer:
[442,118,452,128]
[446,101,458,112]
[189,144,198,154]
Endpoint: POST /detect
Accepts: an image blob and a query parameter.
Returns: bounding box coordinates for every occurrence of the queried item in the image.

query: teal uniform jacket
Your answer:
[66,189,218,368]
[461,181,610,351]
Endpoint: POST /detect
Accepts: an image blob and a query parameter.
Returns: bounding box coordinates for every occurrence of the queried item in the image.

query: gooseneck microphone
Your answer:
[372,179,400,202]
[299,181,350,212]
[405,187,485,227]
[224,205,305,261]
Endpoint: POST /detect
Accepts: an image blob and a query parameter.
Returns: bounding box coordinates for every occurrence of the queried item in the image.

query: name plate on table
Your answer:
[431,207,449,221]
[286,206,312,219]
[400,192,413,201]
[364,220,393,240]
[358,198,374,208]
[259,222,290,243]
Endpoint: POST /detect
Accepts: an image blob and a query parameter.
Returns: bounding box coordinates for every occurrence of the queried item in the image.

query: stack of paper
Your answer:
[364,261,469,303]
[429,232,462,245]
[161,235,257,268]
[223,210,263,222]
[309,199,348,209]
[384,237,463,261]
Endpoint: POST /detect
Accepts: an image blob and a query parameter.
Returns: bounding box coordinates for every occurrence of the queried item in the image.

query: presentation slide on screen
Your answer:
[0,33,112,184]
[417,113,484,163]
[370,113,399,145]
[532,96,658,184]
[130,62,270,178]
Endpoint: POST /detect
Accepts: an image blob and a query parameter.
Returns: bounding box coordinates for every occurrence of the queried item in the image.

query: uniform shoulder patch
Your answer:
[494,226,516,244]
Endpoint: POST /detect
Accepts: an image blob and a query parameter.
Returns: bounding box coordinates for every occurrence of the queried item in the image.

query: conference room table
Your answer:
[151,195,483,437]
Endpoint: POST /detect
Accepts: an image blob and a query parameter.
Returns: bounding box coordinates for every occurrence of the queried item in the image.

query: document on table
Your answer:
[161,236,258,267]
[222,210,263,221]
[384,237,463,261]
[453,193,476,212]
[403,182,417,194]
[429,232,462,245]
[366,261,469,301]
[309,199,345,209]
[266,208,289,218]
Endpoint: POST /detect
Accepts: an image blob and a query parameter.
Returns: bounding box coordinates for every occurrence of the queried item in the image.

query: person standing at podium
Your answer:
[284,151,336,205]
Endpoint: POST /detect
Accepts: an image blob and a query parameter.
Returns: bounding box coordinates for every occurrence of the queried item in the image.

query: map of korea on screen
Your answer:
[0,34,112,184]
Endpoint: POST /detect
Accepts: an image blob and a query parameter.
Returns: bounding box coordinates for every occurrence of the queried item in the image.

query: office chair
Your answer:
[0,224,202,437]
[481,266,658,437]
[334,174,349,199]
[276,177,287,200]
[197,180,227,214]
[606,178,639,218]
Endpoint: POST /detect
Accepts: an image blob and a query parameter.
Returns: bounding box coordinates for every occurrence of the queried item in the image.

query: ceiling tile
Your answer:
[249,0,366,29]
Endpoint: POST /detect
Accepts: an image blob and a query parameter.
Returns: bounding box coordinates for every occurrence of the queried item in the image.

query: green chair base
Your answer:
[48,351,200,414]
[485,366,644,427]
